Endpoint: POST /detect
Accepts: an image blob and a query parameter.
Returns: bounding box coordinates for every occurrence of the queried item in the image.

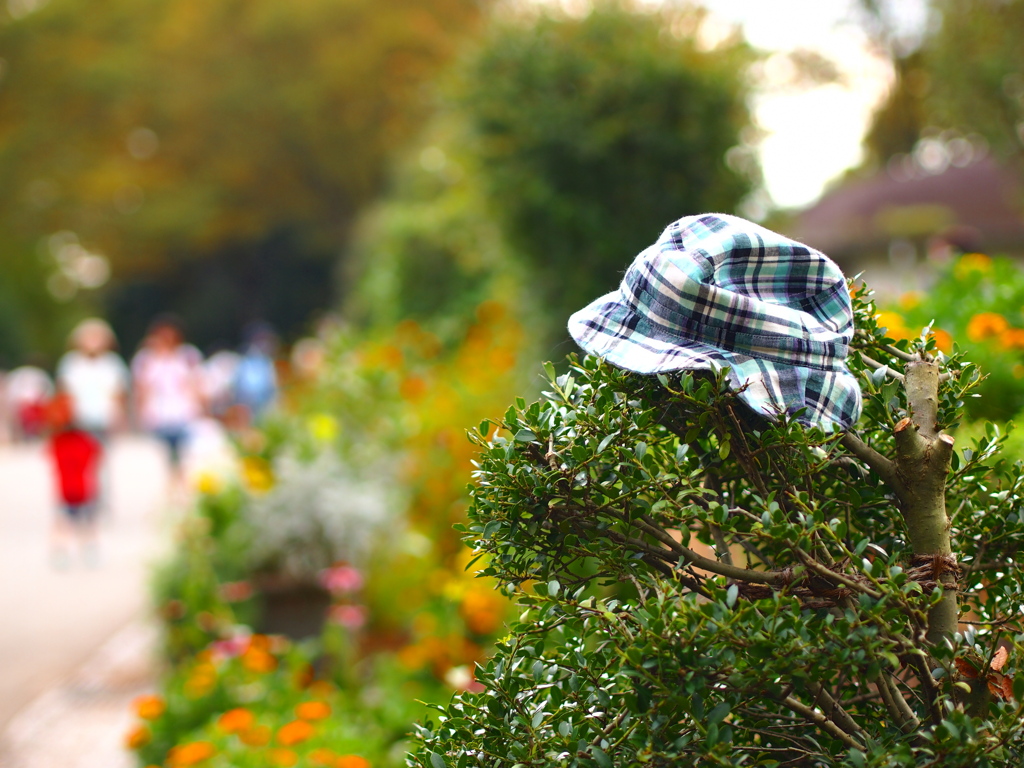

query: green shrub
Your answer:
[409,286,1024,767]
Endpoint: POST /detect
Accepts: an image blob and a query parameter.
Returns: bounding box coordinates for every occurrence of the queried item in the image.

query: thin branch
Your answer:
[879,343,917,363]
[861,353,906,381]
[780,695,866,751]
[840,431,902,492]
[806,681,864,738]
[877,671,921,732]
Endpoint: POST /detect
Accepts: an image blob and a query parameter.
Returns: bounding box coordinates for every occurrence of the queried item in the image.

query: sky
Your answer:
[697,0,930,210]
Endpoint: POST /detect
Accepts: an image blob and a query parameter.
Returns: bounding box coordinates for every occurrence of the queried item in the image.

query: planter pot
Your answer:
[254,576,331,640]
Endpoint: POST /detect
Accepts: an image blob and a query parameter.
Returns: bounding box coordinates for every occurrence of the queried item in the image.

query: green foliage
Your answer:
[408,287,1024,766]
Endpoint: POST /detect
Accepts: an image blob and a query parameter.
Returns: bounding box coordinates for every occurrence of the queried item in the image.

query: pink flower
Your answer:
[220,581,254,602]
[319,564,364,595]
[328,604,368,629]
[210,634,250,661]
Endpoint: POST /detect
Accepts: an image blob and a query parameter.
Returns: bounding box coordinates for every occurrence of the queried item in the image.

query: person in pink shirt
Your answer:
[131,315,206,494]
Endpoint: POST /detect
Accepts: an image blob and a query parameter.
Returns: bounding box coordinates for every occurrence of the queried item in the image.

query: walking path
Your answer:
[0,435,172,766]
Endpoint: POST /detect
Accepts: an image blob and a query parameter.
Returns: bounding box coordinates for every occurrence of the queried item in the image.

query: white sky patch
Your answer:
[700,0,928,209]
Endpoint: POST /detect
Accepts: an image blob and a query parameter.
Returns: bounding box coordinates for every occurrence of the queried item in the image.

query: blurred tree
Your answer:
[924,0,1024,161]
[456,1,757,327]
[0,0,485,354]
[351,2,758,342]
[860,0,1024,170]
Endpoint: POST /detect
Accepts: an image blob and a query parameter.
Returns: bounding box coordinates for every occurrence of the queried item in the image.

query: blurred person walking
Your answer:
[56,318,130,440]
[131,315,205,497]
[5,362,53,441]
[233,322,278,425]
[202,346,241,420]
[56,319,130,513]
[46,393,102,568]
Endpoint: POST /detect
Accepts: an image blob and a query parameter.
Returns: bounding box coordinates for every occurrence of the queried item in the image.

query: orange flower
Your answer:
[460,588,505,635]
[270,748,299,767]
[928,328,953,353]
[307,680,336,699]
[242,647,277,674]
[217,707,255,734]
[1000,328,1024,350]
[875,311,914,341]
[967,312,1009,342]
[124,725,151,749]
[336,756,372,768]
[899,291,922,310]
[276,719,314,746]
[309,748,338,766]
[132,694,165,720]
[400,375,428,402]
[296,700,332,721]
[239,725,272,747]
[167,741,216,767]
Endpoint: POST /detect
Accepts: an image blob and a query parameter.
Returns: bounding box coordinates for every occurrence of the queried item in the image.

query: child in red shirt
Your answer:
[47,393,102,567]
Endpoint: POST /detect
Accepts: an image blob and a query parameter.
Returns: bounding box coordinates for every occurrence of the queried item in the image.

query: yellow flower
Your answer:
[296,700,332,721]
[954,252,992,279]
[276,719,315,746]
[241,456,274,494]
[308,413,340,444]
[216,707,254,734]
[183,660,217,699]
[167,741,216,767]
[192,470,222,496]
[124,725,151,750]
[966,312,1009,342]
[132,694,165,720]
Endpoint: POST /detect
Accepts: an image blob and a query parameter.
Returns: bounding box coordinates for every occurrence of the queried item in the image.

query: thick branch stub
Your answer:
[896,360,957,646]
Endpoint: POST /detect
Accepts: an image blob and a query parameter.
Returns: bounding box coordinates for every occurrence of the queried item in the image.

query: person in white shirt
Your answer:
[56,318,130,516]
[57,318,130,438]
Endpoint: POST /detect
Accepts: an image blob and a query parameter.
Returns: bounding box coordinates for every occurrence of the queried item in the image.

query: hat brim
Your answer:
[568,291,862,431]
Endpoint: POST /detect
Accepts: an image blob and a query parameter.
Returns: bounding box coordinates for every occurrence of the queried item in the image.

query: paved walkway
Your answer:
[0,435,172,766]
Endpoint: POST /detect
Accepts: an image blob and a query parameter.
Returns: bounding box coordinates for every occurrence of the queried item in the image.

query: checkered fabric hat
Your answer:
[568,213,862,430]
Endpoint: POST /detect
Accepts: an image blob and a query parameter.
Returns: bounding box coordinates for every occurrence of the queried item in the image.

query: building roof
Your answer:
[790,157,1024,265]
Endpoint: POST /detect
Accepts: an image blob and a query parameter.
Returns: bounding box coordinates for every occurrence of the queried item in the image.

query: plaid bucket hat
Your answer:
[567,213,862,431]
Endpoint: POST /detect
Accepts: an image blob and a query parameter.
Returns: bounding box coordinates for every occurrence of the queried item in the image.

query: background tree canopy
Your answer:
[0,0,484,359]
[350,3,758,347]
[862,0,1024,170]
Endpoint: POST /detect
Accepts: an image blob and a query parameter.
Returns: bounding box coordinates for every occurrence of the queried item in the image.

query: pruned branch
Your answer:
[840,431,901,492]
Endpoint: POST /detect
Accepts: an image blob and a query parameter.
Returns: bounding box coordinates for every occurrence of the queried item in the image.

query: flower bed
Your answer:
[127,305,528,767]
